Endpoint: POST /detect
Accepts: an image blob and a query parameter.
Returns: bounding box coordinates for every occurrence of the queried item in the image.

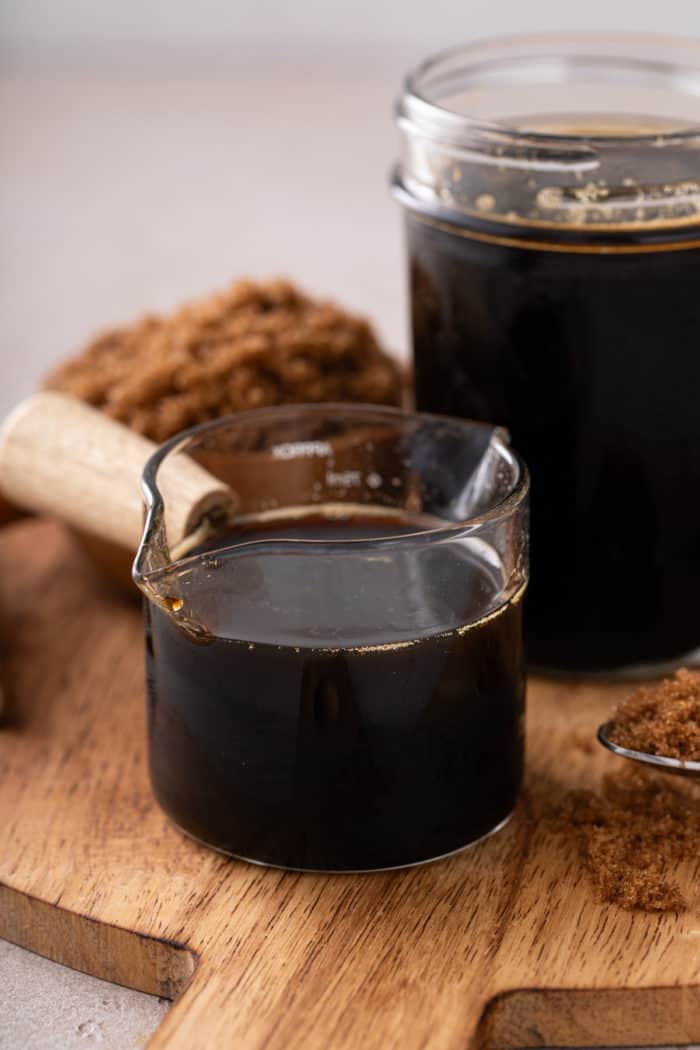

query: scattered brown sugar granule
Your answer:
[608,668,700,761]
[553,767,700,911]
[44,279,404,443]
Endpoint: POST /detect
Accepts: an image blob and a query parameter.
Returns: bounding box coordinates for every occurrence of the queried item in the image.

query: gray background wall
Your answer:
[3,0,700,54]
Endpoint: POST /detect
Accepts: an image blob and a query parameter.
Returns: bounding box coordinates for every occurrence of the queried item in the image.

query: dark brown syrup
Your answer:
[408,210,700,671]
[145,507,524,871]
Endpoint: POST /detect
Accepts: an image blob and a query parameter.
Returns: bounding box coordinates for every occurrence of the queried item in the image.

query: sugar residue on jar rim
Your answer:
[394,34,700,234]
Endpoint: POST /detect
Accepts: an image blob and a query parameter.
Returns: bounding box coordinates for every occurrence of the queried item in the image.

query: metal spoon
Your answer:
[597,722,700,779]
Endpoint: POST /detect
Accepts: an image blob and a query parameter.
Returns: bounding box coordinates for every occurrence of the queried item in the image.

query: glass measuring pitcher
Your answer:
[133,404,529,872]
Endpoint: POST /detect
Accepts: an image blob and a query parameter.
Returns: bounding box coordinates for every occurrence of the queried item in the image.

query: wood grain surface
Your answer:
[0,519,698,1050]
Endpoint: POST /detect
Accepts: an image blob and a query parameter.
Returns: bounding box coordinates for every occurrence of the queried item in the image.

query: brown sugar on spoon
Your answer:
[607,668,700,761]
[44,278,404,443]
[551,669,700,912]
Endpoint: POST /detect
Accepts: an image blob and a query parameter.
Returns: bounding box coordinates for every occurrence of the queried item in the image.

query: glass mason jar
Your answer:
[134,404,528,871]
[392,33,700,675]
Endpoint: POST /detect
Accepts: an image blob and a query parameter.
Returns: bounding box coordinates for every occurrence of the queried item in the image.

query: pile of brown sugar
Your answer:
[555,766,699,911]
[45,279,403,442]
[607,668,700,761]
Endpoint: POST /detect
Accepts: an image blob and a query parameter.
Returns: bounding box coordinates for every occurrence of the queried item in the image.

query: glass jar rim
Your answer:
[401,31,700,147]
[134,402,530,581]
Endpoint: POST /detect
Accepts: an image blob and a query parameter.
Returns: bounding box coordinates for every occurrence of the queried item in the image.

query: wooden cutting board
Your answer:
[0,519,698,1049]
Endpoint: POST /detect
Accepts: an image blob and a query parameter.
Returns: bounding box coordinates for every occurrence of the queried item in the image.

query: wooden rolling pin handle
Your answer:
[0,392,236,554]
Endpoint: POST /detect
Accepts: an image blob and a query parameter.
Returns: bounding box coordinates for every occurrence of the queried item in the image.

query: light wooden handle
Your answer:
[0,392,235,553]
